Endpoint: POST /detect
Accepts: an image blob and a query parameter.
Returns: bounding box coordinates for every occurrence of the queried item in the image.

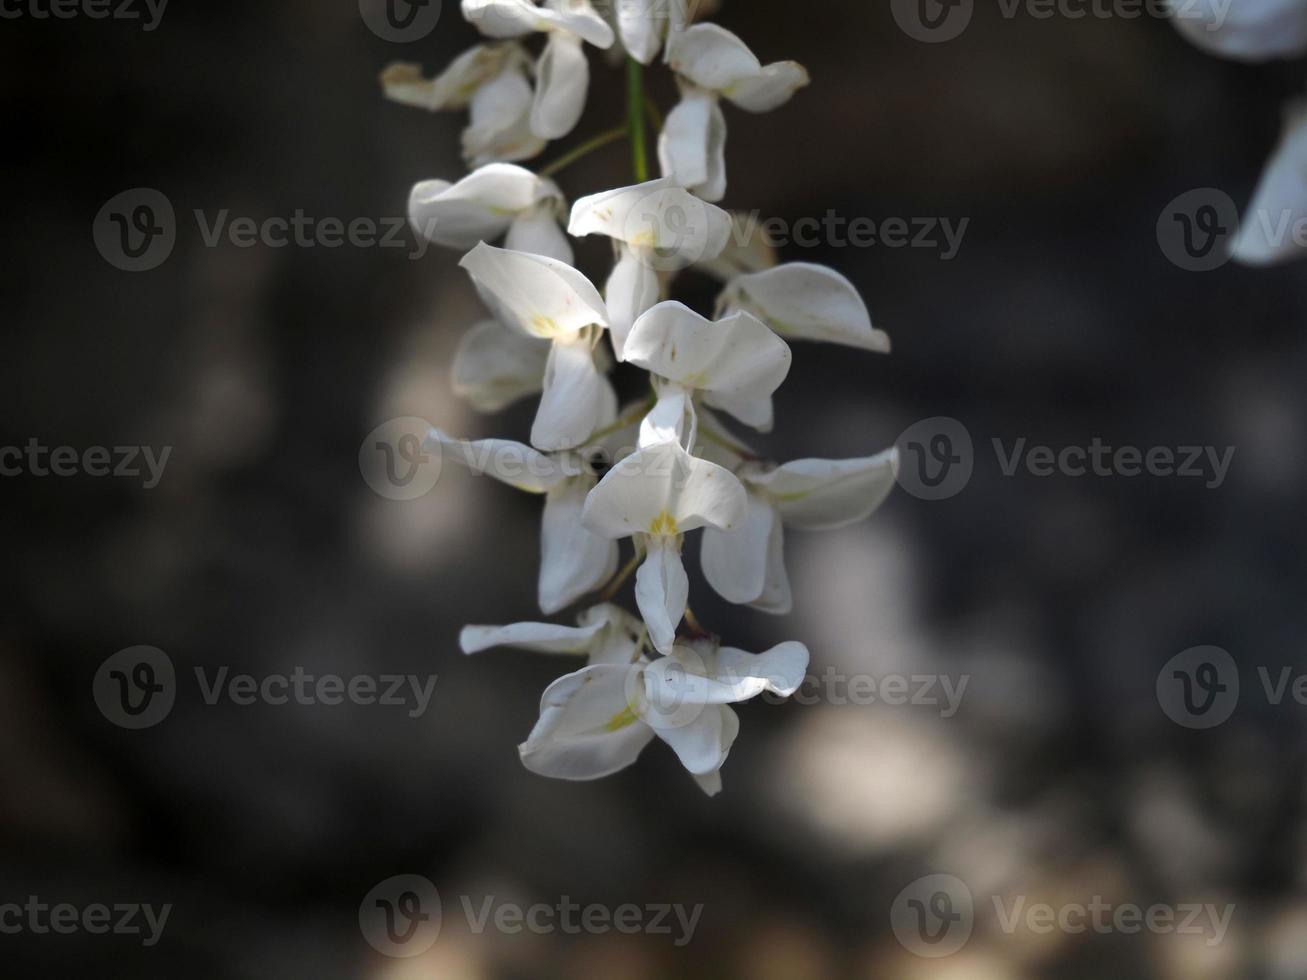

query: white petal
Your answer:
[624,303,792,422]
[750,508,792,615]
[1232,101,1307,266]
[582,440,748,539]
[604,245,663,360]
[408,163,541,249]
[540,479,620,613]
[617,1,663,63]
[380,44,519,112]
[424,428,566,492]
[709,641,809,698]
[459,242,608,339]
[460,618,606,655]
[724,61,810,112]
[569,176,731,263]
[638,385,697,450]
[463,68,547,165]
[519,664,655,780]
[695,211,778,282]
[1169,0,1307,62]
[462,0,549,37]
[700,493,775,605]
[750,450,900,529]
[721,263,890,352]
[578,602,647,665]
[657,91,727,202]
[666,23,761,91]
[634,537,689,653]
[505,206,575,263]
[648,702,738,775]
[536,0,615,47]
[693,769,723,796]
[451,317,549,412]
[531,32,590,140]
[532,336,618,451]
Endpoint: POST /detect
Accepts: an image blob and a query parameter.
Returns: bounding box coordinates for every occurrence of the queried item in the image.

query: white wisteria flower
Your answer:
[701,451,900,614]
[462,0,616,140]
[381,42,546,166]
[582,439,746,652]
[426,429,620,614]
[623,301,792,445]
[459,242,615,450]
[517,637,809,793]
[568,176,732,357]
[716,262,891,352]
[409,163,574,264]
[383,1,899,794]
[660,23,809,201]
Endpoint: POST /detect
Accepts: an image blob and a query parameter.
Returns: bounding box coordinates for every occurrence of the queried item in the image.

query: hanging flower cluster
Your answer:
[1167,0,1307,264]
[381,0,898,795]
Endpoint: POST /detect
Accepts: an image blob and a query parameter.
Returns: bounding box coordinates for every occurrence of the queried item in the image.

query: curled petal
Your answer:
[634,537,689,653]
[408,163,542,249]
[724,61,810,113]
[617,0,664,63]
[425,428,567,492]
[532,32,591,140]
[460,618,607,655]
[666,23,762,91]
[463,68,547,165]
[451,318,549,412]
[569,176,731,263]
[380,44,520,112]
[582,440,748,539]
[506,206,575,264]
[700,493,776,606]
[460,242,609,340]
[519,664,655,780]
[750,450,900,529]
[646,702,738,775]
[638,385,697,450]
[658,91,727,202]
[604,245,663,360]
[540,479,621,614]
[462,0,552,37]
[645,639,809,704]
[720,263,890,352]
[532,336,618,451]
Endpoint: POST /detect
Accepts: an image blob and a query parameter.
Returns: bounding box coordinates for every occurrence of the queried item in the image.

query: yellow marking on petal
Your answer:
[649,510,679,536]
[604,705,640,731]
[529,314,560,336]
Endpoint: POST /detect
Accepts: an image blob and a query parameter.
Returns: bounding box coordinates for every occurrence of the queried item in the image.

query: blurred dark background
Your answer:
[4,0,1307,977]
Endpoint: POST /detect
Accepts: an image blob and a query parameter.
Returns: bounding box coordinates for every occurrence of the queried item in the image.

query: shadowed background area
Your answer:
[3,0,1307,977]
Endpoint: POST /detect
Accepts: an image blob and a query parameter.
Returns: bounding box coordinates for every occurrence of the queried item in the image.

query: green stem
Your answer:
[539,126,627,178]
[626,57,650,182]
